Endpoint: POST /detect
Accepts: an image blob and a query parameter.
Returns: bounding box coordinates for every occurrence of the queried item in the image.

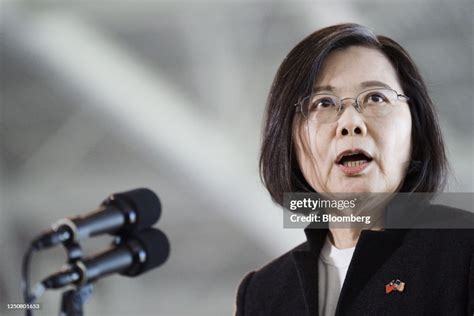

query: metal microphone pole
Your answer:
[58,242,93,316]
[59,284,93,316]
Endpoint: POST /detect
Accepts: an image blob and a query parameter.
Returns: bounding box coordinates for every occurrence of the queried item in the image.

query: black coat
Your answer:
[235,206,474,315]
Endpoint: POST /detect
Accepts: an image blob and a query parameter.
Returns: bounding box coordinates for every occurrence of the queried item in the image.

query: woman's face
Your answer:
[294,46,412,193]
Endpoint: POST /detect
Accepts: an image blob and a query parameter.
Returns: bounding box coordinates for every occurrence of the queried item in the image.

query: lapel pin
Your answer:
[385,279,405,294]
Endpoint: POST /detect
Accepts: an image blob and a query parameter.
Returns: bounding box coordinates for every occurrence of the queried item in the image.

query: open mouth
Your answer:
[335,149,373,175]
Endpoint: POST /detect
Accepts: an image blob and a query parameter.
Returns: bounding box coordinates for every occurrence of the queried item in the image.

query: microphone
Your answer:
[31,188,161,250]
[41,228,170,289]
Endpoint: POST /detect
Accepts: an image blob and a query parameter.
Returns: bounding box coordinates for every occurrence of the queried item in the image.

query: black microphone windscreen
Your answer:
[112,188,161,231]
[124,228,170,276]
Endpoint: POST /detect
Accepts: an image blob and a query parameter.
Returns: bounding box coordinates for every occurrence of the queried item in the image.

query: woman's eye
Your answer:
[367,93,386,103]
[314,98,335,109]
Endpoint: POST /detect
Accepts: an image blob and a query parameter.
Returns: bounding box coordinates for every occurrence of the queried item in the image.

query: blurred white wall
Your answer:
[1,1,472,315]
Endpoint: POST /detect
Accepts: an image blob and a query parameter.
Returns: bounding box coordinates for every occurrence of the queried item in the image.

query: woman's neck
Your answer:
[328,199,387,249]
[328,228,360,249]
[328,217,385,249]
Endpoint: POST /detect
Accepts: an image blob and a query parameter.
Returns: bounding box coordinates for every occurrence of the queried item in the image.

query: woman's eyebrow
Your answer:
[313,85,335,93]
[359,80,392,89]
[313,80,392,93]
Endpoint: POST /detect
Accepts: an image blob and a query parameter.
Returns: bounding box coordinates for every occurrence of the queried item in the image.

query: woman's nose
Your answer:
[336,105,367,137]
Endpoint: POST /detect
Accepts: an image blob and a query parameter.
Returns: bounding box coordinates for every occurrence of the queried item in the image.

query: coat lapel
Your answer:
[291,228,328,315]
[291,227,408,315]
[335,229,408,314]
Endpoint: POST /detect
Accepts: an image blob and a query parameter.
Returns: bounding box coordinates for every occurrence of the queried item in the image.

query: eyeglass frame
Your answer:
[294,87,410,122]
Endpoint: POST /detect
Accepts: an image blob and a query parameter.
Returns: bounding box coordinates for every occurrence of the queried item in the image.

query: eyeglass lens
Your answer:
[302,88,403,123]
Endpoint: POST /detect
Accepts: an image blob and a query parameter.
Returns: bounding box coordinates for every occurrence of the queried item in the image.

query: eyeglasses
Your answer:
[294,87,410,123]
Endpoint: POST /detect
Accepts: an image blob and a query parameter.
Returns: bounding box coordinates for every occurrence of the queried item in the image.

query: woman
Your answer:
[235,24,473,315]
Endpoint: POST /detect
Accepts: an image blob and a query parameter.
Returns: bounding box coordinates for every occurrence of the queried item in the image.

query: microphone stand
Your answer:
[59,284,93,316]
[59,242,93,316]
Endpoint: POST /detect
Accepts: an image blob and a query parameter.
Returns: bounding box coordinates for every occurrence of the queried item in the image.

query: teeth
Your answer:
[343,160,366,167]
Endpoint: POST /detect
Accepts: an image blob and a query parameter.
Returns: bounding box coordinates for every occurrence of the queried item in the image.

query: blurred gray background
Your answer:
[1,0,473,315]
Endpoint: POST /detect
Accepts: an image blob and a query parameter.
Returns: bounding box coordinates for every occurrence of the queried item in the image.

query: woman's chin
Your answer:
[329,179,379,193]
